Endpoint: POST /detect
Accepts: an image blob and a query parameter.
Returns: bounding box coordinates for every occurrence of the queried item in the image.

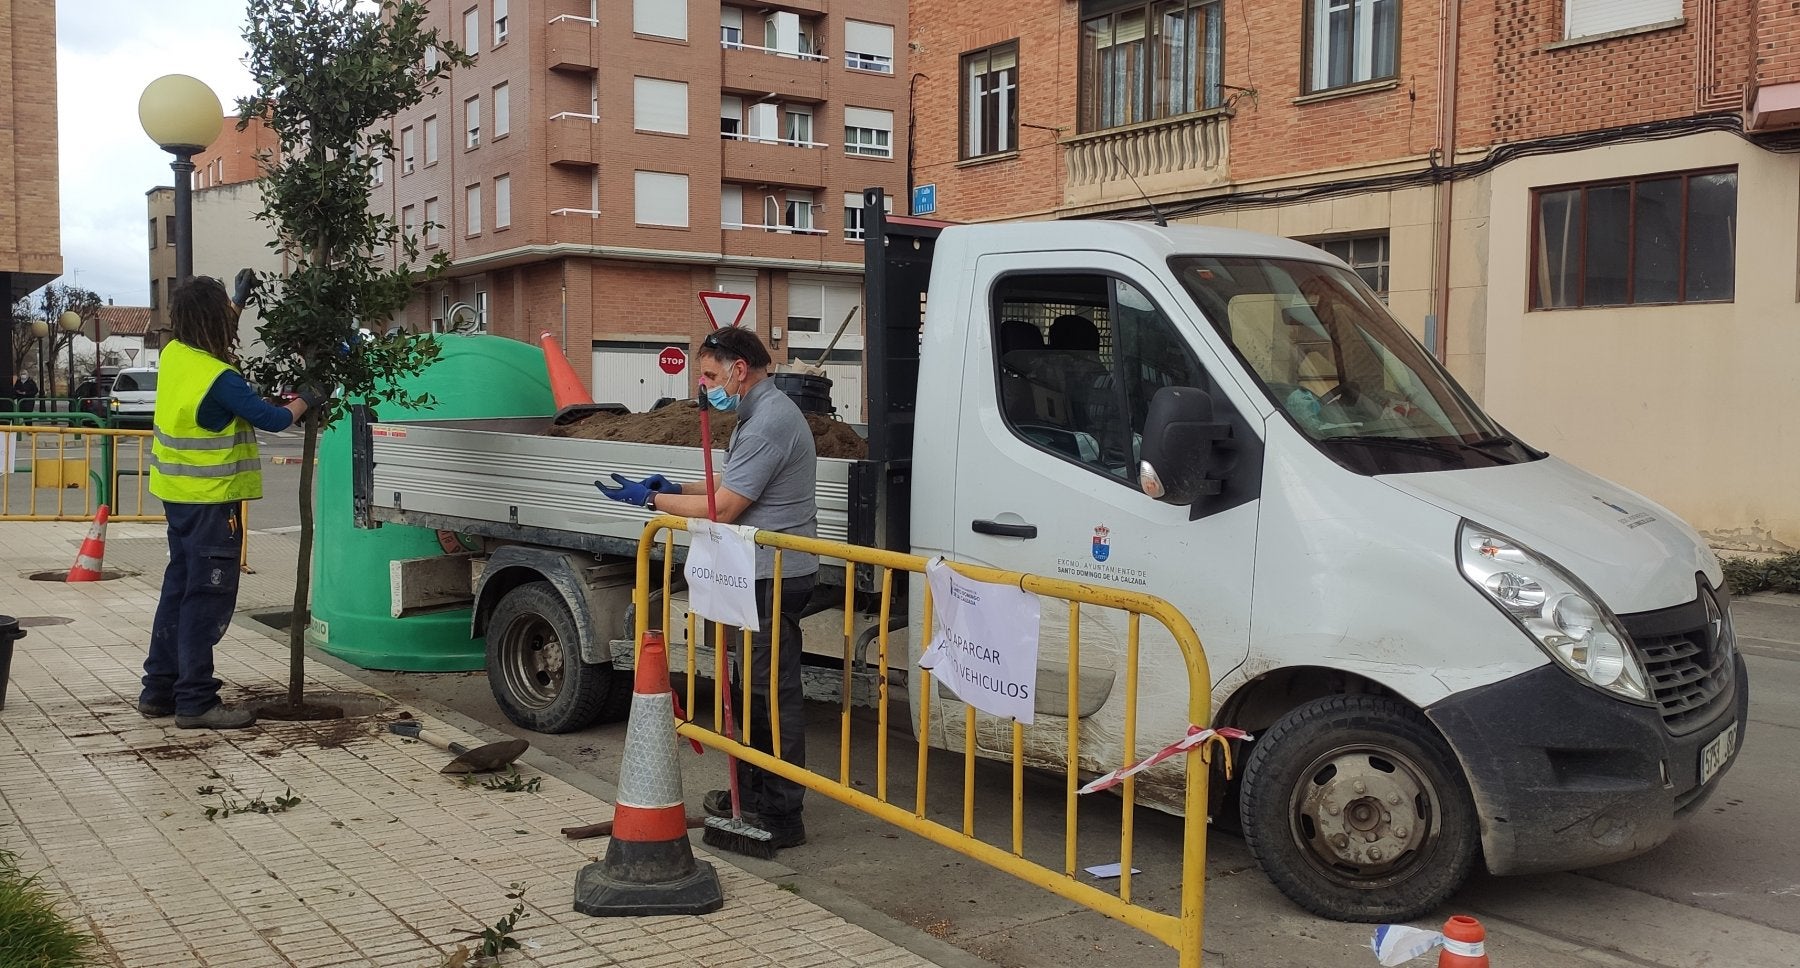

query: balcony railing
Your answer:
[720,40,828,62]
[720,131,829,149]
[547,14,596,71]
[723,221,827,235]
[1062,109,1230,205]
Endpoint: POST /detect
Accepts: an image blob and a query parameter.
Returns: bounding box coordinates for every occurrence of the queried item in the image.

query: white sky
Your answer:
[55,0,256,307]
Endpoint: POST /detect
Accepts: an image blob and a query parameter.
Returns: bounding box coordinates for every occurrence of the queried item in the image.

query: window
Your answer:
[492,83,509,138]
[720,96,743,136]
[1531,169,1737,309]
[844,107,893,158]
[722,6,744,47]
[165,215,175,245]
[1079,0,1223,132]
[466,183,482,235]
[845,20,895,73]
[784,189,816,232]
[635,170,690,227]
[783,105,813,145]
[148,217,158,249]
[634,77,689,135]
[1564,0,1681,41]
[991,273,1207,479]
[962,43,1018,158]
[493,0,508,45]
[463,6,479,56]
[1314,234,1391,301]
[494,174,511,229]
[373,156,384,185]
[425,197,441,246]
[150,278,159,310]
[635,0,687,40]
[423,115,439,166]
[402,204,416,239]
[722,184,744,227]
[401,125,416,173]
[475,290,489,329]
[1306,0,1398,93]
[425,45,438,72]
[465,96,481,147]
[844,191,892,240]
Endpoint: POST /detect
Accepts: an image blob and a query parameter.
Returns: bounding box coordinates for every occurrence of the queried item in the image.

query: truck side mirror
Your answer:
[1139,386,1229,505]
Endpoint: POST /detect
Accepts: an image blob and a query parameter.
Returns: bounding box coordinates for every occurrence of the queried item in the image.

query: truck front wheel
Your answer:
[1239,695,1479,922]
[487,581,611,733]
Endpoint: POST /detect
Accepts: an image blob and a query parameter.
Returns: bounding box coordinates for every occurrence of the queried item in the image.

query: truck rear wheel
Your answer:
[487,581,612,733]
[1239,695,1478,922]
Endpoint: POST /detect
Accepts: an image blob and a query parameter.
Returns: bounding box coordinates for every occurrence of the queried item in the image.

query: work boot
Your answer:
[175,704,258,730]
[703,789,733,819]
[136,698,175,718]
[753,817,807,849]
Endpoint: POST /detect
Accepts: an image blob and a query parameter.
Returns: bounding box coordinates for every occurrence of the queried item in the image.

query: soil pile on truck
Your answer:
[544,400,869,460]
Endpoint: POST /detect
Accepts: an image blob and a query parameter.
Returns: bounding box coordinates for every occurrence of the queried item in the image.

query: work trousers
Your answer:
[142,502,243,716]
[731,574,816,827]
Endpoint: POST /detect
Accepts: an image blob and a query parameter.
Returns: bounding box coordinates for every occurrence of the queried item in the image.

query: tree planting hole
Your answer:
[27,570,130,582]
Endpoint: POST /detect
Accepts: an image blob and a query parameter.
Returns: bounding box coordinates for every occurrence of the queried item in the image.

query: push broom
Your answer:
[694,391,779,860]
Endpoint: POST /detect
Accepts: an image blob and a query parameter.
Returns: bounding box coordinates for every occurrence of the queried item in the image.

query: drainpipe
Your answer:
[1430,0,1462,362]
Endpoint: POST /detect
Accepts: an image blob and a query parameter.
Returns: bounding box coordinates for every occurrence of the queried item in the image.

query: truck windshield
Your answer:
[1169,256,1540,473]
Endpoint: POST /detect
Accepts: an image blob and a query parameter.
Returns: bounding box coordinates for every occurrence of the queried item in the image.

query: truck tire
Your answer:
[487,581,612,733]
[1239,694,1478,922]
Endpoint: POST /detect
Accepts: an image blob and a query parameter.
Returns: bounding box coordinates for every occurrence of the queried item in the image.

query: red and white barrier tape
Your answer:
[1077,726,1252,796]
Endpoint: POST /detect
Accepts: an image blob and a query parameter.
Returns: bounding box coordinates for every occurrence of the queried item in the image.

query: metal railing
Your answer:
[721,39,829,62]
[721,131,830,149]
[2,423,160,522]
[633,515,1220,967]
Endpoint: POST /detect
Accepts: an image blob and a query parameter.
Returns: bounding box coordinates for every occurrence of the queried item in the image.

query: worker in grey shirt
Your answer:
[596,325,818,846]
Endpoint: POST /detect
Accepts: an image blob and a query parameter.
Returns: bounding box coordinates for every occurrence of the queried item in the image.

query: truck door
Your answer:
[946,253,1261,789]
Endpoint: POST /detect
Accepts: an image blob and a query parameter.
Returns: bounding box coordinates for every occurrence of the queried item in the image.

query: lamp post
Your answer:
[30,319,48,407]
[60,311,82,409]
[138,75,223,281]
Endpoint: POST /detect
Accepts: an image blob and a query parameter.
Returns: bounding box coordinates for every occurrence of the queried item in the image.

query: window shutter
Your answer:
[634,0,687,40]
[721,7,743,31]
[634,77,689,134]
[1565,0,1681,38]
[494,175,511,228]
[493,84,509,137]
[844,20,893,57]
[722,185,744,225]
[635,171,690,227]
[463,7,479,54]
[844,107,893,132]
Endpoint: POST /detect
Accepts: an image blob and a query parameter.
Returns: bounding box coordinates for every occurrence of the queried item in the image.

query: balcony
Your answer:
[721,42,827,101]
[549,207,601,245]
[547,14,596,72]
[1061,110,1231,210]
[722,222,833,263]
[721,133,826,186]
[547,113,599,167]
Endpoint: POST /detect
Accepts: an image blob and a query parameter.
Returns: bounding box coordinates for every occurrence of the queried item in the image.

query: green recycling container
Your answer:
[308,334,554,670]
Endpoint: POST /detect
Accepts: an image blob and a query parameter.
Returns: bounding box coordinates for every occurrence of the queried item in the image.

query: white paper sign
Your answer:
[0,433,13,480]
[918,557,1040,724]
[684,519,761,631]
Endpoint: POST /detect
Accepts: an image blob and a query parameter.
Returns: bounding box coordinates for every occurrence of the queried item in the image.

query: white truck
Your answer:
[354,190,1747,922]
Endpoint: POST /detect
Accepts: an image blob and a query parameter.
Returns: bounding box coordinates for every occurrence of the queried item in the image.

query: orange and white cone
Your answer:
[540,331,594,408]
[66,505,110,582]
[1438,915,1489,967]
[573,630,723,917]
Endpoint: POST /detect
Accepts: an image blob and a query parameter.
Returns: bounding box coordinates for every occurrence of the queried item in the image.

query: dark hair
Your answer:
[699,326,773,371]
[169,276,240,362]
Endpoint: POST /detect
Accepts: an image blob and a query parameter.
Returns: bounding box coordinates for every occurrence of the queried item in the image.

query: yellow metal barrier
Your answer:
[2,424,162,523]
[633,515,1219,968]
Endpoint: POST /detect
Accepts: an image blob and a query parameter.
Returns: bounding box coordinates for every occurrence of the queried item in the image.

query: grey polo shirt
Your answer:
[721,378,819,579]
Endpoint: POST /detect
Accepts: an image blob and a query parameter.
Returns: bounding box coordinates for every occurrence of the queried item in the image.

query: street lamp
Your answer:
[138,74,223,281]
[60,311,82,407]
[30,319,48,407]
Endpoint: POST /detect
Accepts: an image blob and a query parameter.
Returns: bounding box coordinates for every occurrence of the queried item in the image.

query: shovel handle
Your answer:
[388,720,469,755]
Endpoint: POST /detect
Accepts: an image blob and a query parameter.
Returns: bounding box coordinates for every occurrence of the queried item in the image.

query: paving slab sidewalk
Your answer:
[0,521,942,968]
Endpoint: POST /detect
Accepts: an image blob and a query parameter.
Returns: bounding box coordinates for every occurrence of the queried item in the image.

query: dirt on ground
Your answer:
[545,400,869,460]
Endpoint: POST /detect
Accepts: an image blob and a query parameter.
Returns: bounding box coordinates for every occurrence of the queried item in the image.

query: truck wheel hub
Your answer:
[1294,747,1429,875]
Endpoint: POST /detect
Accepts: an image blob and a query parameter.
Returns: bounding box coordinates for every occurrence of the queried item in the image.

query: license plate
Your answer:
[1699,721,1738,785]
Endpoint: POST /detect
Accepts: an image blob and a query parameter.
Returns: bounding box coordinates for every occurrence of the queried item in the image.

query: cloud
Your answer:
[54,0,255,307]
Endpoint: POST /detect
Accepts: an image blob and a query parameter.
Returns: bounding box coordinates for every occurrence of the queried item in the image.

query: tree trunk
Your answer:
[287,405,321,707]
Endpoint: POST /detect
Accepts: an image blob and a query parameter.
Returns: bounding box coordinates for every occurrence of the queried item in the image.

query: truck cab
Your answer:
[882,211,1747,921]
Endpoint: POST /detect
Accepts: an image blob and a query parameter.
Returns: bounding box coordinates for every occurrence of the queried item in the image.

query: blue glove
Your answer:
[594,473,652,507]
[642,474,683,495]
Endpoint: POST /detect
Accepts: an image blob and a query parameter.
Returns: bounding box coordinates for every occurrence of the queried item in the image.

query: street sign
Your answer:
[912,183,937,216]
[698,291,751,329]
[658,346,687,375]
[124,349,140,364]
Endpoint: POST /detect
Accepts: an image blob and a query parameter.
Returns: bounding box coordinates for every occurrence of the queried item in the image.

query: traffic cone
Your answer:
[1438,915,1489,967]
[66,505,110,582]
[573,630,724,917]
[540,331,593,409]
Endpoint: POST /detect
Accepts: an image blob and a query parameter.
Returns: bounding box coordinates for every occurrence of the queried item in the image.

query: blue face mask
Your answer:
[705,385,740,412]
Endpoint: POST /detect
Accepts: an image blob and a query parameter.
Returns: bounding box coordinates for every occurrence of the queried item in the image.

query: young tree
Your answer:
[237,0,470,714]
[10,284,103,394]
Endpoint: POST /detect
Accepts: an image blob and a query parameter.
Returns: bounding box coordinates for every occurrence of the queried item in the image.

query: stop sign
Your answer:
[658,346,687,375]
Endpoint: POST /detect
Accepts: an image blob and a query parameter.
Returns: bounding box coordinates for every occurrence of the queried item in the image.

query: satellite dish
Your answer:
[445,301,480,335]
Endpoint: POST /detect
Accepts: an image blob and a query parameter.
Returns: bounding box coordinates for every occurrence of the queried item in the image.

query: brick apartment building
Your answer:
[146,118,284,359]
[907,0,1800,551]
[2,0,62,390]
[374,0,908,419]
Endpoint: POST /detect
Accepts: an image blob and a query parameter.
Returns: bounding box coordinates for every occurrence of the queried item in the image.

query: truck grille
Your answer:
[1620,584,1735,736]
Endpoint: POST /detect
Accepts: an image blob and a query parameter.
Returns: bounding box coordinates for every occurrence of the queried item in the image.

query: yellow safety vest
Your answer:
[149,340,263,503]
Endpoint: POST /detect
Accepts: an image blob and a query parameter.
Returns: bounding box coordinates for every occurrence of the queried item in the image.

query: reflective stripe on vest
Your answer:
[149,340,264,504]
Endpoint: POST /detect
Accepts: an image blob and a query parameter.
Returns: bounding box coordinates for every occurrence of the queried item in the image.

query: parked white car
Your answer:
[108,367,157,423]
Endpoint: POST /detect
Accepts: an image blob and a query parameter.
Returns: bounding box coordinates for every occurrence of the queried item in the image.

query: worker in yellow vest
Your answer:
[140,274,324,729]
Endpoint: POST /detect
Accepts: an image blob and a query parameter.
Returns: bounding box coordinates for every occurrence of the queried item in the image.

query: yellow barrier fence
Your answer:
[2,423,162,522]
[633,515,1220,968]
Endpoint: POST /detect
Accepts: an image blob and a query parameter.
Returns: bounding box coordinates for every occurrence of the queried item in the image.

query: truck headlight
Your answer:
[1459,521,1651,702]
